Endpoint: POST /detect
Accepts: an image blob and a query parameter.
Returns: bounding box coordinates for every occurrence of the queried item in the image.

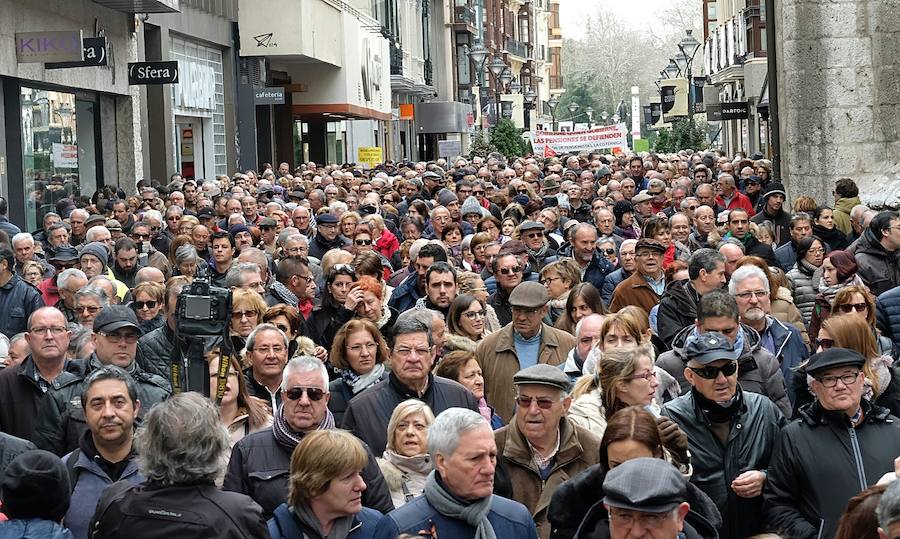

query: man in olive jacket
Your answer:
[494,364,601,539]
[476,282,576,423]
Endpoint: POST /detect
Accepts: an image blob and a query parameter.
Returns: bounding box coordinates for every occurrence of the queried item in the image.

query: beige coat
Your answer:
[495,417,602,539]
[476,323,576,422]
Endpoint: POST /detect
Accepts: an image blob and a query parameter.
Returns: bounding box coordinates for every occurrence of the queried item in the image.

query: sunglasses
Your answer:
[134,300,158,310]
[515,395,557,410]
[688,362,738,379]
[355,239,373,246]
[283,386,326,401]
[838,303,867,313]
[525,232,543,239]
[599,248,616,255]
[498,266,523,276]
[816,337,834,350]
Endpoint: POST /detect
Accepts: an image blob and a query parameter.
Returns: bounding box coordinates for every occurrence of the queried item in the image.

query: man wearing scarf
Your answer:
[373,408,538,539]
[224,355,393,519]
[520,221,558,271]
[662,332,786,539]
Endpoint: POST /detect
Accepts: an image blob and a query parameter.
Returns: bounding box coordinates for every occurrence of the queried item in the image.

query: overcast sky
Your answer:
[560,0,676,40]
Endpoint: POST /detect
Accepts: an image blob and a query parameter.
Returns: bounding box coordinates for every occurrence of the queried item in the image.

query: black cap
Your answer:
[800,348,866,376]
[603,458,686,513]
[93,305,142,335]
[48,245,79,263]
[0,449,71,521]
[197,207,215,218]
[763,182,786,199]
[684,331,742,365]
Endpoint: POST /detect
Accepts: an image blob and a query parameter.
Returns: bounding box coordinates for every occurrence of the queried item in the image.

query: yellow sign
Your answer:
[357,147,383,168]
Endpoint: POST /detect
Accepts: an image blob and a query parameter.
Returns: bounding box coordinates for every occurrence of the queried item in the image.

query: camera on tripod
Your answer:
[176,267,232,337]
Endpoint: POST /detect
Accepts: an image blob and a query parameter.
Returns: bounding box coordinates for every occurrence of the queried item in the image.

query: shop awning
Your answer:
[292,103,391,122]
[91,0,179,13]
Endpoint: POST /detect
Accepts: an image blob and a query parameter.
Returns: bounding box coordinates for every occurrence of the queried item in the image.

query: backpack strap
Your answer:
[66,448,81,493]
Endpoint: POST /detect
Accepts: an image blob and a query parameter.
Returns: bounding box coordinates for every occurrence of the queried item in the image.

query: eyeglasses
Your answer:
[232,310,258,320]
[648,191,663,196]
[498,266,523,276]
[283,386,326,401]
[688,362,738,379]
[473,191,485,196]
[838,302,867,313]
[808,248,826,254]
[816,337,834,350]
[525,232,543,239]
[393,346,432,357]
[463,310,486,320]
[629,370,658,382]
[540,276,561,285]
[132,233,151,240]
[78,305,101,314]
[687,205,699,211]
[30,326,67,336]
[133,300,158,310]
[515,395,558,410]
[816,371,861,388]
[517,189,529,194]
[355,239,373,246]
[98,331,139,344]
[599,248,616,255]
[252,345,286,355]
[735,290,769,300]
[348,343,378,353]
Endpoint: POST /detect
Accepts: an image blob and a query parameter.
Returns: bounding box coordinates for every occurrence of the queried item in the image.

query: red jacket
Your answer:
[374,229,400,260]
[716,191,756,217]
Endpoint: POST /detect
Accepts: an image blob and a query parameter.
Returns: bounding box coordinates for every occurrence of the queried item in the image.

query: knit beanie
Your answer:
[461,196,485,217]
[0,450,71,521]
[79,242,109,271]
[437,189,458,208]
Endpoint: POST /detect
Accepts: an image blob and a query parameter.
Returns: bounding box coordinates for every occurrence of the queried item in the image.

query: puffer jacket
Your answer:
[662,388,786,539]
[268,505,382,539]
[0,273,44,339]
[0,520,74,539]
[656,279,701,347]
[764,399,900,539]
[136,323,189,382]
[785,259,818,325]
[548,463,722,539]
[656,324,792,417]
[877,285,900,353]
[850,227,900,296]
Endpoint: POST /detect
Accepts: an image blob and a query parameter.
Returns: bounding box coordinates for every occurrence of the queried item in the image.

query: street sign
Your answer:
[128,61,179,85]
[16,30,83,63]
[254,87,285,105]
[46,37,108,69]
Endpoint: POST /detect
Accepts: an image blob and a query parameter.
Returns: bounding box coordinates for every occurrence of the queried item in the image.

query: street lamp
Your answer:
[601,110,609,124]
[585,106,594,127]
[488,57,509,125]
[509,79,522,95]
[547,94,560,130]
[524,88,537,130]
[664,59,680,79]
[466,41,489,131]
[612,113,621,124]
[677,29,703,120]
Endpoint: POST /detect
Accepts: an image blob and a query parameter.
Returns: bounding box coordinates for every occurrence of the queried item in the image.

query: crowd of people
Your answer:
[1,151,900,538]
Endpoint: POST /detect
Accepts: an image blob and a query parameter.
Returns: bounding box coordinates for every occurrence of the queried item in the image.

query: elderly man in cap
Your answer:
[476,281,576,422]
[662,331,785,539]
[495,364,601,538]
[609,238,667,314]
[308,212,348,259]
[32,305,171,457]
[520,220,558,271]
[764,348,900,539]
[373,408,538,539]
[39,245,80,306]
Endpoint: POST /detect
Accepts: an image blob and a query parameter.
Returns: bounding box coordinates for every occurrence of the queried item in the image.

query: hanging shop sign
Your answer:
[128,61,179,85]
[16,30,83,63]
[45,37,107,69]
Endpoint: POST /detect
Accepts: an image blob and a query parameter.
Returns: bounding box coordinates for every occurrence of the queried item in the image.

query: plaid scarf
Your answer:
[272,403,335,450]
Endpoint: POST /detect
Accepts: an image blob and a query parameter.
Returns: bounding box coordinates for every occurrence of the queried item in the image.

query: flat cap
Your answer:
[684,331,741,365]
[509,281,549,309]
[197,207,215,218]
[84,213,106,227]
[104,219,123,232]
[48,245,79,263]
[603,458,687,513]
[519,220,544,232]
[421,171,442,180]
[289,190,306,199]
[514,363,572,392]
[632,190,654,204]
[258,217,277,228]
[596,165,612,177]
[635,238,667,254]
[800,348,866,376]
[498,239,527,256]
[93,305,142,335]
[316,213,339,225]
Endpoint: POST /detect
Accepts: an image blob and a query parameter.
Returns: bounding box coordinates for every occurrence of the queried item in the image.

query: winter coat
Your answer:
[751,207,792,247]
[136,323,186,382]
[833,195,860,236]
[758,316,810,404]
[268,505,381,539]
[851,227,900,296]
[487,287,514,328]
[812,223,850,251]
[327,371,386,427]
[0,357,83,442]
[764,399,900,539]
[548,463,721,539]
[786,259,818,325]
[608,271,662,315]
[308,233,350,260]
[656,325,792,417]
[0,432,35,481]
[774,241,797,273]
[341,373,479,456]
[716,191,756,217]
[374,229,400,261]
[600,268,629,306]
[662,389,786,539]
[582,252,614,294]
[495,418,602,539]
[302,302,354,349]
[789,363,900,420]
[387,273,422,313]
[0,274,43,339]
[443,332,479,354]
[377,452,432,508]
[0,520,74,539]
[566,389,608,441]
[89,480,268,539]
[878,285,900,353]
[223,428,394,519]
[656,279,701,347]
[33,358,171,457]
[372,487,538,539]
[475,324,576,422]
[771,286,811,348]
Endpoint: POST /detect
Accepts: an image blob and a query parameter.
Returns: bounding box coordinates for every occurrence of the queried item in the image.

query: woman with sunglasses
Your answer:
[131,281,165,333]
[540,259,582,325]
[787,235,826,325]
[303,264,359,356]
[808,251,865,341]
[555,282,606,336]
[830,285,894,358]
[791,314,900,419]
[443,294,490,354]
[229,288,268,359]
[326,319,389,425]
[375,400,436,508]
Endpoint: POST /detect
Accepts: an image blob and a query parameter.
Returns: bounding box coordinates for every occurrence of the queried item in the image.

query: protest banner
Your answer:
[530,123,629,154]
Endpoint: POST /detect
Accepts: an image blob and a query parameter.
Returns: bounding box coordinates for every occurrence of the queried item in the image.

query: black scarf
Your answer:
[692,386,744,424]
[812,223,849,251]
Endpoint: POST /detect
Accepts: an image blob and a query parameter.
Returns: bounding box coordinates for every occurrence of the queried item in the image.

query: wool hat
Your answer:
[0,449,71,521]
[228,224,251,238]
[603,458,687,513]
[79,242,109,271]
[763,182,787,199]
[437,189,459,208]
[461,196,486,218]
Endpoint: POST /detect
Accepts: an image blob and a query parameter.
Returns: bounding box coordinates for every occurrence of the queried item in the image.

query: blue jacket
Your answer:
[268,505,381,539]
[63,447,144,539]
[372,493,538,539]
[601,268,629,306]
[582,252,613,295]
[387,273,422,313]
[0,519,74,539]
[877,286,900,353]
[762,316,810,404]
[0,273,44,339]
[774,242,796,273]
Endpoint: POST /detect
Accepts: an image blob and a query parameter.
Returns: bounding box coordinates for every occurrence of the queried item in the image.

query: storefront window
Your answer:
[20,87,79,232]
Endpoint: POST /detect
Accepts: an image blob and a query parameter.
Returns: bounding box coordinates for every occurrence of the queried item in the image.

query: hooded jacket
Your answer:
[851,227,900,296]
[656,324,791,417]
[833,195,861,236]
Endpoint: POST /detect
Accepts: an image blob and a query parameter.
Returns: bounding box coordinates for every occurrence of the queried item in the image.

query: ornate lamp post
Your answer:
[488,57,509,125]
[584,106,594,127]
[547,94,560,130]
[524,87,537,130]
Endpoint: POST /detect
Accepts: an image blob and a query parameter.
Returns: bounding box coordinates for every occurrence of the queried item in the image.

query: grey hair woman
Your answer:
[174,243,200,279]
[377,400,436,508]
[75,285,110,329]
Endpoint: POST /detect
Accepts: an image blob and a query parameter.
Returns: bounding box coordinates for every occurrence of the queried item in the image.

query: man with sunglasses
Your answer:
[308,213,349,260]
[764,348,900,539]
[520,221,558,271]
[32,306,170,457]
[662,331,785,539]
[494,364,601,538]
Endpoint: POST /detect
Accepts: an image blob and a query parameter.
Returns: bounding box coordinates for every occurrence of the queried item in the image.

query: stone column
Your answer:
[776,0,900,208]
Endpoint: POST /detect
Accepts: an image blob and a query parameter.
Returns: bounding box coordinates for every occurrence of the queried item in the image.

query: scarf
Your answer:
[526,242,550,261]
[341,363,386,395]
[477,398,494,424]
[271,281,299,308]
[865,355,893,402]
[423,471,496,539]
[272,403,335,450]
[693,385,744,424]
[817,273,866,301]
[290,504,354,539]
[812,223,849,250]
[384,449,432,475]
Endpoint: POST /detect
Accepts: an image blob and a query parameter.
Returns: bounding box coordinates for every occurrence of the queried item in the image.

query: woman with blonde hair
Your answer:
[268,430,382,539]
[376,400,436,508]
[229,288,268,359]
[339,211,360,239]
[830,284,893,357]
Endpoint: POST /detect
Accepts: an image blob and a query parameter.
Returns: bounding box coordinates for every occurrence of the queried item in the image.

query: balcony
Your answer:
[91,0,178,12]
[390,46,403,76]
[549,74,563,90]
[505,38,530,60]
[453,4,477,32]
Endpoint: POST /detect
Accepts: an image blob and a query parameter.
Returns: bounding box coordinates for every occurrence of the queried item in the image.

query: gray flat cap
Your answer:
[603,458,687,513]
[513,364,572,392]
[509,281,549,309]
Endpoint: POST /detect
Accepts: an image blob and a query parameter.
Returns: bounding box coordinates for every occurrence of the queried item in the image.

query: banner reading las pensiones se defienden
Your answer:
[530,124,629,154]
